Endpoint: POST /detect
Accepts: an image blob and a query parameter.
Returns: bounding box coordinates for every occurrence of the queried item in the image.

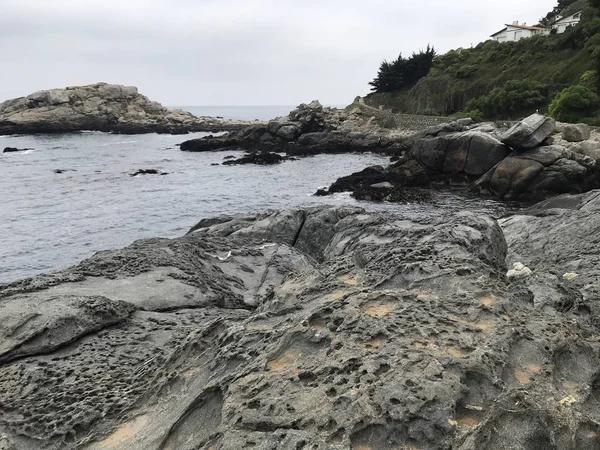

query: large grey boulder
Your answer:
[501,113,556,150]
[409,130,510,176]
[0,83,258,135]
[476,145,598,199]
[562,123,591,142]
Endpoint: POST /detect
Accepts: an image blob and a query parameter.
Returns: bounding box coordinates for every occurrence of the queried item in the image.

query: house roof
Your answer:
[490,27,508,37]
[504,24,546,31]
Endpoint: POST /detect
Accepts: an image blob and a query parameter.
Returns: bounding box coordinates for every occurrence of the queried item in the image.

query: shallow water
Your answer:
[1,132,513,283]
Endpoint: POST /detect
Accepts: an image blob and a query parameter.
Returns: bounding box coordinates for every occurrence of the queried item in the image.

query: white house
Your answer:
[491,22,547,42]
[552,10,583,34]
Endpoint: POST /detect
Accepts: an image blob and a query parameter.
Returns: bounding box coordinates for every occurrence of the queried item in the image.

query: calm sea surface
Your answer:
[0,106,512,283]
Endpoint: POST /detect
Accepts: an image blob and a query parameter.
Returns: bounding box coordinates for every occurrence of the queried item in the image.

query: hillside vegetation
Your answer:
[365,0,600,124]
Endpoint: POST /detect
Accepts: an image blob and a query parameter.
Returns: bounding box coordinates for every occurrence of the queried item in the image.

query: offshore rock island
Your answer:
[0,83,260,135]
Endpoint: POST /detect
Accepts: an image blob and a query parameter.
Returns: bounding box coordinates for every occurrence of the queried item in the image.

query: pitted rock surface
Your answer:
[1,204,600,449]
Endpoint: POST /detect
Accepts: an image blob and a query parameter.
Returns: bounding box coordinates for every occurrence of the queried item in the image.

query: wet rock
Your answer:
[563,124,591,143]
[501,113,556,150]
[3,147,30,153]
[222,151,287,166]
[2,203,600,448]
[130,169,168,176]
[351,184,432,203]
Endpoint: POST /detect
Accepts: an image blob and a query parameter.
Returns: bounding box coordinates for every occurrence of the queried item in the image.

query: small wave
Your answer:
[101,140,139,146]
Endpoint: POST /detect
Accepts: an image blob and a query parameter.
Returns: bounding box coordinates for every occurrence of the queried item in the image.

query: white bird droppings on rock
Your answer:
[507,262,533,280]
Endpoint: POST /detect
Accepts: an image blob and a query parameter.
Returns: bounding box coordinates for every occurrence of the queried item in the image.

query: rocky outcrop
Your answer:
[324,114,600,201]
[2,202,600,449]
[0,83,260,135]
[221,151,288,166]
[3,147,30,153]
[129,169,168,176]
[180,100,417,156]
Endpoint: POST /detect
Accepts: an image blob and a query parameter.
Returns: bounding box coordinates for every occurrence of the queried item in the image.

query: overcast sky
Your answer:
[1,0,557,106]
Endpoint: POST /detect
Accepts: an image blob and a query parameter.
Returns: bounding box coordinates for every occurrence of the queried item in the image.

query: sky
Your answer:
[1,0,558,106]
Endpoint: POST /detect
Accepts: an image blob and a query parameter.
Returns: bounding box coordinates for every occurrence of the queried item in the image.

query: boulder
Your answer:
[501,114,556,150]
[476,146,598,199]
[410,131,510,176]
[562,123,591,142]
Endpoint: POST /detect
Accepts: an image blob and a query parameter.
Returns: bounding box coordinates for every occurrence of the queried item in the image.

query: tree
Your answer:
[549,84,599,122]
[540,0,579,26]
[369,45,436,93]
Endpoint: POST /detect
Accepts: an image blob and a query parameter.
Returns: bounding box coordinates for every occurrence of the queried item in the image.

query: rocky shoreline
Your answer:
[0,83,261,135]
[179,100,600,201]
[179,100,419,156]
[2,193,600,449]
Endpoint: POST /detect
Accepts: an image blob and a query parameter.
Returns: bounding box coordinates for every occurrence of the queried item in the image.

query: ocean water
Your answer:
[173,105,298,120]
[173,105,345,121]
[0,108,513,283]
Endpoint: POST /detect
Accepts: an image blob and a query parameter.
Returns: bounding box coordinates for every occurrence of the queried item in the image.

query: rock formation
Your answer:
[323,114,600,201]
[221,151,289,166]
[3,147,30,153]
[179,100,418,156]
[2,199,600,448]
[0,83,260,135]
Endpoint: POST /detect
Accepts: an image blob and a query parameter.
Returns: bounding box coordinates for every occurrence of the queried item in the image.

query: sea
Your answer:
[0,106,511,283]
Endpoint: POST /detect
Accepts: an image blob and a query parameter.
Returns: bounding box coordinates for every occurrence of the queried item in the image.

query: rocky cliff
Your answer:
[0,83,259,135]
[1,198,600,449]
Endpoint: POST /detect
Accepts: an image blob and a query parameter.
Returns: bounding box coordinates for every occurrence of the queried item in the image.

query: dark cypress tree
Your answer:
[369,45,436,93]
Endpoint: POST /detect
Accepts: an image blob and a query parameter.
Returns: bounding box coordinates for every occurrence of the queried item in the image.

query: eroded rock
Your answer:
[2,203,600,449]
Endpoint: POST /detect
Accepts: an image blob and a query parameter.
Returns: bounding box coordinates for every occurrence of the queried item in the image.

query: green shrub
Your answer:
[466,79,547,118]
[580,70,599,90]
[455,65,478,79]
[549,84,600,122]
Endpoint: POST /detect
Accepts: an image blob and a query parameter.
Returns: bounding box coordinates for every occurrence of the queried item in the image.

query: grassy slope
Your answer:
[365,3,592,118]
